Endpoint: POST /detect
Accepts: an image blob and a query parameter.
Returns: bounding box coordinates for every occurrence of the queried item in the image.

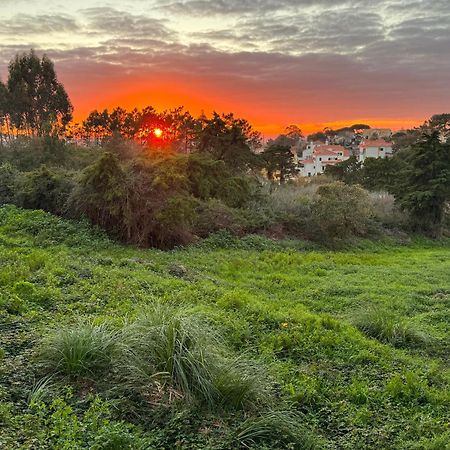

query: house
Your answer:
[299,144,350,176]
[358,139,393,163]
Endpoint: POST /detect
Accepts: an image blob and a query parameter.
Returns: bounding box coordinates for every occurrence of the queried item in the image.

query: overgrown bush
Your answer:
[194,199,245,237]
[310,182,374,244]
[370,192,409,229]
[16,166,75,215]
[0,163,19,205]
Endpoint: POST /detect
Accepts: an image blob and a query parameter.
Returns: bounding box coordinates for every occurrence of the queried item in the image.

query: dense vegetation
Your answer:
[0,206,449,448]
[1,51,449,449]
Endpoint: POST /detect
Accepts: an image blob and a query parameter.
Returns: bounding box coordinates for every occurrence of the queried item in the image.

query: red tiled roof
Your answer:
[321,160,341,164]
[301,159,314,164]
[313,144,346,156]
[360,139,392,148]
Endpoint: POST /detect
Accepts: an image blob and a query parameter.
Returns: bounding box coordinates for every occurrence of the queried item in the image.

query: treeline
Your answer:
[1,51,449,246]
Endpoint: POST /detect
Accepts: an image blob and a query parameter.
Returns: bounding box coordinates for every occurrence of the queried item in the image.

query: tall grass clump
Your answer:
[353,307,430,348]
[119,304,270,410]
[234,410,317,449]
[39,322,118,377]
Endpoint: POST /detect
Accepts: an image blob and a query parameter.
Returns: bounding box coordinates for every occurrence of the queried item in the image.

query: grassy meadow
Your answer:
[0,205,449,449]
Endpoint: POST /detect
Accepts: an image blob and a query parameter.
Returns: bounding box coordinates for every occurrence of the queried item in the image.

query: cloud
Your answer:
[81,7,176,39]
[0,14,78,35]
[0,0,449,131]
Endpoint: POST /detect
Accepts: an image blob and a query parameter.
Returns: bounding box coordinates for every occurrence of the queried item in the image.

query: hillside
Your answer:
[0,206,449,449]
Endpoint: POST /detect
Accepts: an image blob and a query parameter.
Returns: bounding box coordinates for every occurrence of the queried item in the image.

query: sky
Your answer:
[1,0,449,135]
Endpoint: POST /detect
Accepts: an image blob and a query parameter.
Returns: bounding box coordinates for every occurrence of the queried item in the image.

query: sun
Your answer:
[154,128,163,138]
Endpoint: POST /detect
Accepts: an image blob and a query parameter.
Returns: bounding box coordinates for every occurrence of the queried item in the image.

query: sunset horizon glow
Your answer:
[1,0,449,137]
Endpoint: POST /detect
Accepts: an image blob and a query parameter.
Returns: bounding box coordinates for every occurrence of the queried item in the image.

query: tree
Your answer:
[359,156,405,192]
[83,109,110,142]
[196,112,261,171]
[6,51,73,136]
[325,156,362,184]
[425,113,450,142]
[308,131,327,142]
[262,143,297,183]
[0,81,9,144]
[285,124,303,143]
[394,132,450,236]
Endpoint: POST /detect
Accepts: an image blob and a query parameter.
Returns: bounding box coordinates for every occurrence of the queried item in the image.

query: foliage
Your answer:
[325,155,362,184]
[196,112,261,171]
[0,163,18,205]
[393,132,450,236]
[5,50,72,136]
[16,165,74,215]
[261,143,298,183]
[311,182,374,243]
[235,410,317,449]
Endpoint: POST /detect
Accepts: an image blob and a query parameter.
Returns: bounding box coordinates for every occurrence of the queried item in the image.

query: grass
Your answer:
[39,322,118,377]
[353,306,431,348]
[0,206,449,449]
[118,305,244,409]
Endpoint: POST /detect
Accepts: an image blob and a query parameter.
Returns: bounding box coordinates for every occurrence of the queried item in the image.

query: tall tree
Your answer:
[196,112,261,171]
[262,143,297,183]
[0,81,9,144]
[394,132,450,236]
[325,156,362,185]
[6,51,73,136]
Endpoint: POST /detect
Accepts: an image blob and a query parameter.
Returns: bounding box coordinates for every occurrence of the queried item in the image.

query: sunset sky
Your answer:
[1,0,449,136]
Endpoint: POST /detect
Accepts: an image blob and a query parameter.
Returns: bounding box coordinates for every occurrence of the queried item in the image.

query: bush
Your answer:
[0,163,19,205]
[194,199,245,238]
[39,322,118,377]
[353,306,430,348]
[370,192,409,229]
[16,165,75,215]
[311,182,374,244]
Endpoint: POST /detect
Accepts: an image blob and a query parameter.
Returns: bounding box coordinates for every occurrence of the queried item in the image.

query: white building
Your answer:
[299,144,350,176]
[358,139,393,163]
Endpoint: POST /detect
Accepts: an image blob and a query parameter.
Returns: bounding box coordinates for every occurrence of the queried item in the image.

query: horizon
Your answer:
[1,0,449,136]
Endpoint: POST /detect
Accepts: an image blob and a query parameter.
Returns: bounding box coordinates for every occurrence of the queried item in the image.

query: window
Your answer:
[319,157,322,161]
[308,172,311,177]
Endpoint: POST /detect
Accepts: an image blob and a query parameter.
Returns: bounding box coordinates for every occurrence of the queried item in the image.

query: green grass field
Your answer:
[0,206,449,449]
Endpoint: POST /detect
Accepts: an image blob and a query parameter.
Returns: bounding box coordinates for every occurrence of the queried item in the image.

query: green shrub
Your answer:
[16,165,75,215]
[194,199,245,238]
[353,306,430,348]
[39,322,118,377]
[0,163,19,205]
[310,182,374,244]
